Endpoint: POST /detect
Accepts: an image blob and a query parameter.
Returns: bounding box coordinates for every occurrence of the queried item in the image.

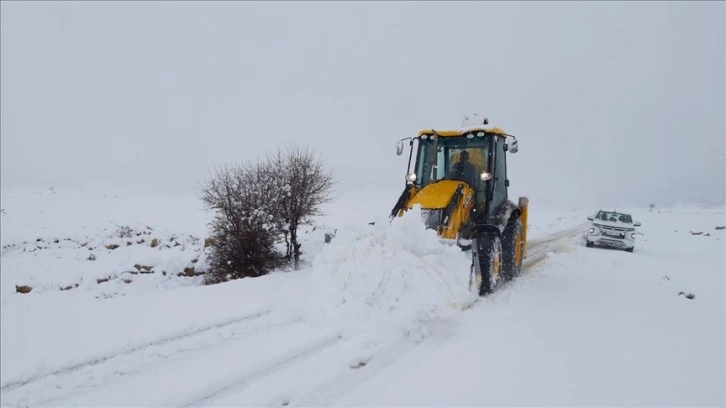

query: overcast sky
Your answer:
[1,1,724,208]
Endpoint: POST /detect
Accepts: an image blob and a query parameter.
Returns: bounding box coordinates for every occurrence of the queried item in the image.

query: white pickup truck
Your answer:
[586,210,641,252]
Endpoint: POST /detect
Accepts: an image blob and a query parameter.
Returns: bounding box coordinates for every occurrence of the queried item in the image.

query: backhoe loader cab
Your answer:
[390,120,529,296]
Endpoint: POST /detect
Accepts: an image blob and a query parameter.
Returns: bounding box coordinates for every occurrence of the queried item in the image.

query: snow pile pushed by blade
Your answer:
[303,205,477,338]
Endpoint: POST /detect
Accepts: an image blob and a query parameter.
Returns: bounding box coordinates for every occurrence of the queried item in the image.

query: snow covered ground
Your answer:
[1,186,724,407]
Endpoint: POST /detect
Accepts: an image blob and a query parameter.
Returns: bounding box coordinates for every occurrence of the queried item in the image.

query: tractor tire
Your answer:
[470,232,503,296]
[501,216,524,281]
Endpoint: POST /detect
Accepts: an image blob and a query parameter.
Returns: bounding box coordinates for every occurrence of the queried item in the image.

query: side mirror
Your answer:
[396,140,404,156]
[587,216,594,221]
[508,140,519,154]
[634,221,641,227]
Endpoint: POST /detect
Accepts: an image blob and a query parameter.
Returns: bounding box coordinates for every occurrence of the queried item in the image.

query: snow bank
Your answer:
[0,225,209,302]
[0,186,214,300]
[296,205,477,340]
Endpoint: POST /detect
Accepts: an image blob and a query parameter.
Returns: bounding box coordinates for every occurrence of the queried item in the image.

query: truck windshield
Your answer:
[414,135,490,191]
[596,211,633,223]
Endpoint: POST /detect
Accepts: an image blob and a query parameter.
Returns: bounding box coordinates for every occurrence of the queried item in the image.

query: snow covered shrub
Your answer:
[199,143,335,282]
[199,164,284,283]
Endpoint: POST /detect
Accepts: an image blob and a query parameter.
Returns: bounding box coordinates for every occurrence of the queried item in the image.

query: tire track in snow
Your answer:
[19,313,305,408]
[0,308,272,393]
[181,332,344,407]
[461,222,588,304]
[280,337,423,407]
[522,222,588,270]
[187,329,437,407]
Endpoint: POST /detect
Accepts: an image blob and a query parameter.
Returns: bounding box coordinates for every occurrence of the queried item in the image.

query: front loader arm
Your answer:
[439,183,465,233]
[390,185,417,220]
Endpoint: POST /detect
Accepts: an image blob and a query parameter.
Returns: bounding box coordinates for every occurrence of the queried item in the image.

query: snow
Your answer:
[346,229,725,406]
[1,186,724,407]
[304,204,476,338]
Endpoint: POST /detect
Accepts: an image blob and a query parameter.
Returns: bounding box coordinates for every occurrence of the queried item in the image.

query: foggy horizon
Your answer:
[2,1,724,209]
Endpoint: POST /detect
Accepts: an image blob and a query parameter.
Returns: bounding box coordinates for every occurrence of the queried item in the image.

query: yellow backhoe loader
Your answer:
[390,117,528,296]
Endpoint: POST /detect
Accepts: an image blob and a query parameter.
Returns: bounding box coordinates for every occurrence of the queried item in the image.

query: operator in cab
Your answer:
[448,150,479,189]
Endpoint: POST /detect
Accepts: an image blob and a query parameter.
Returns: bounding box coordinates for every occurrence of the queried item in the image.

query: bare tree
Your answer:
[266,143,335,269]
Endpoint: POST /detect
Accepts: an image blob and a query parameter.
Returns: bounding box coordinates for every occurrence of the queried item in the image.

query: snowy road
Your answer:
[1,309,423,407]
[522,222,589,268]
[1,224,589,407]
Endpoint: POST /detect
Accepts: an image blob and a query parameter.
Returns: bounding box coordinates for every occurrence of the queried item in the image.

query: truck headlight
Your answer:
[480,172,492,181]
[589,226,600,235]
[406,173,417,182]
[631,232,636,239]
